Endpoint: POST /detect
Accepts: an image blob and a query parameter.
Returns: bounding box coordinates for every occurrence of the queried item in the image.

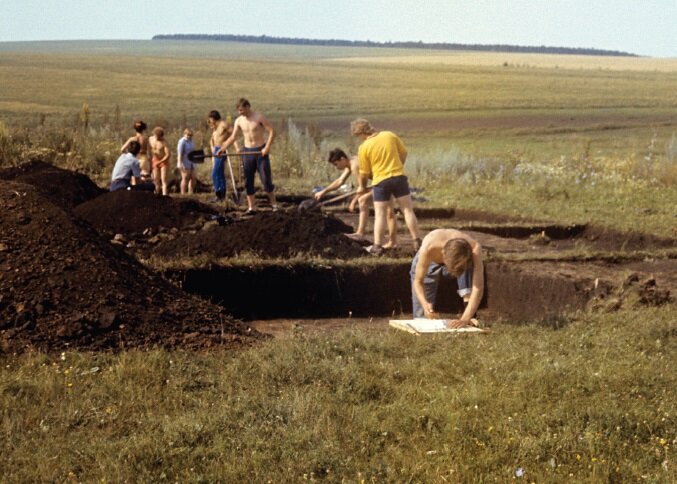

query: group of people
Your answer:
[110,100,485,328]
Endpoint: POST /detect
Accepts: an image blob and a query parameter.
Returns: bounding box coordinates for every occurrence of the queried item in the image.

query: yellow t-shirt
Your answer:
[357,131,407,186]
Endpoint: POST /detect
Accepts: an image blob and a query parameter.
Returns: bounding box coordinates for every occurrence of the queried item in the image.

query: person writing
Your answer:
[411,229,485,328]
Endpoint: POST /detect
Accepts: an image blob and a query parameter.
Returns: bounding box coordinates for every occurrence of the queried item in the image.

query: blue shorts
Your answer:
[372,175,410,202]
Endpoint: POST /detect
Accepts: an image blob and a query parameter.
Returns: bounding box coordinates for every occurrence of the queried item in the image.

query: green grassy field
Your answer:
[1,308,675,482]
[0,41,676,480]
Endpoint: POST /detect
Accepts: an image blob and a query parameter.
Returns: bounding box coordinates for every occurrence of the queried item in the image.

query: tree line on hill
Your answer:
[152,33,637,57]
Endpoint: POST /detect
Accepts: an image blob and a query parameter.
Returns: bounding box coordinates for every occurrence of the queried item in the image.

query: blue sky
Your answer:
[1,0,675,57]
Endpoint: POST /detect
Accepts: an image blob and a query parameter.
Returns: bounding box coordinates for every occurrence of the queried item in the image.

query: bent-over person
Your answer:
[411,229,484,328]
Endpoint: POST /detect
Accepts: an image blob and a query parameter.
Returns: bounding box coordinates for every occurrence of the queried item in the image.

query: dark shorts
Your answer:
[372,175,410,202]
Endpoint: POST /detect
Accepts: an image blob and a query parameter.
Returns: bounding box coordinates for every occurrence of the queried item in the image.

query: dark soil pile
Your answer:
[74,190,217,235]
[155,210,367,259]
[0,180,262,354]
[0,160,105,209]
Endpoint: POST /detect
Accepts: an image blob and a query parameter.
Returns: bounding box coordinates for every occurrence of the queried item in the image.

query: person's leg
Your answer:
[410,252,443,318]
[396,194,420,244]
[257,154,277,209]
[152,166,160,194]
[384,197,398,248]
[211,152,226,200]
[160,165,168,196]
[372,201,389,247]
[355,192,372,236]
[243,155,257,211]
[188,169,196,194]
[180,168,188,195]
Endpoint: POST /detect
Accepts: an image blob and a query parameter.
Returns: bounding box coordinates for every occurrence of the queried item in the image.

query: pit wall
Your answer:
[166,261,598,322]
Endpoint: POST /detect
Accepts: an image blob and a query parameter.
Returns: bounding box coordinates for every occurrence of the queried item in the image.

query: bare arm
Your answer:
[218,122,242,155]
[159,142,170,164]
[448,244,484,327]
[259,114,275,156]
[121,136,135,153]
[413,250,438,318]
[315,168,351,200]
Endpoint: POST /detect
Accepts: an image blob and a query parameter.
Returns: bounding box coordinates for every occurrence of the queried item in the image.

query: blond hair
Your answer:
[442,238,473,276]
[350,118,375,136]
[152,126,164,138]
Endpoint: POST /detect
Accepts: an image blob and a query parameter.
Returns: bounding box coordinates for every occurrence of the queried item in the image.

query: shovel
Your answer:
[297,189,360,212]
[187,150,263,163]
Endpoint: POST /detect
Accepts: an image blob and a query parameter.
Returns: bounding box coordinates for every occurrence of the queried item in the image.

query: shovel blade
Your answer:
[297,198,320,212]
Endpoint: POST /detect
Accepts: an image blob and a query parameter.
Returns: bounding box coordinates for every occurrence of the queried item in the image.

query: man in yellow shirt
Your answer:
[352,118,421,255]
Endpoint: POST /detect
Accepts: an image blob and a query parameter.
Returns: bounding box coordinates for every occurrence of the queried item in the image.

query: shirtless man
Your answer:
[120,120,151,176]
[317,148,398,248]
[218,98,277,213]
[207,110,235,202]
[149,126,170,196]
[411,229,484,328]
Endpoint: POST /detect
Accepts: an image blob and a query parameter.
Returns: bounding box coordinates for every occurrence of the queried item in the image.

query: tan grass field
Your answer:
[334,51,677,72]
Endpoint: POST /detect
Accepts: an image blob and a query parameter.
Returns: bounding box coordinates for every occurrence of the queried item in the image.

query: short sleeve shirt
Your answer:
[357,131,407,186]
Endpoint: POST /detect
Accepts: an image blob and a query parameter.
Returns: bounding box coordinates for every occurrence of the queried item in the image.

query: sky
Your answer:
[0,0,675,57]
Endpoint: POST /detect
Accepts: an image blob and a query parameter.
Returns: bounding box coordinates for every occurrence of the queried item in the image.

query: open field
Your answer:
[0,40,676,480]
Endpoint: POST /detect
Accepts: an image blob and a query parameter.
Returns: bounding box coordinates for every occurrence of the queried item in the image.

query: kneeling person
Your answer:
[411,229,484,328]
[110,140,154,192]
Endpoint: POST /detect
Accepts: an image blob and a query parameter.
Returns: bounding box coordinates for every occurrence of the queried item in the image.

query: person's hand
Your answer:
[424,305,440,319]
[216,147,226,156]
[447,319,470,329]
[356,186,367,195]
[261,146,270,156]
[314,191,324,201]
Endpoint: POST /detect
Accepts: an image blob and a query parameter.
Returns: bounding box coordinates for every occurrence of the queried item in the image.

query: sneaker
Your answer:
[413,238,423,252]
[271,204,279,212]
[244,208,257,215]
[365,244,384,256]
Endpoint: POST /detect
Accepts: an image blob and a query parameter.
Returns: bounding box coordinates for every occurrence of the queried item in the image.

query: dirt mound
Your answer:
[0,180,262,354]
[589,273,672,312]
[74,190,217,235]
[0,160,105,209]
[155,210,367,259]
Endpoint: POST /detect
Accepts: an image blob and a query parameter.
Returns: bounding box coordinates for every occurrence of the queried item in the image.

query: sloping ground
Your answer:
[74,190,217,235]
[0,180,262,353]
[154,210,367,259]
[0,160,105,209]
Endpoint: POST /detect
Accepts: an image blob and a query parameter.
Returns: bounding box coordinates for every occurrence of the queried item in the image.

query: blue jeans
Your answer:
[410,250,472,318]
[212,146,226,197]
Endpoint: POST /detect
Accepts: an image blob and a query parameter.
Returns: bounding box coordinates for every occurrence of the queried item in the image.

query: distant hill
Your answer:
[152,34,637,57]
